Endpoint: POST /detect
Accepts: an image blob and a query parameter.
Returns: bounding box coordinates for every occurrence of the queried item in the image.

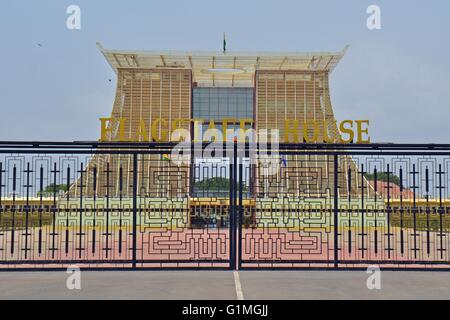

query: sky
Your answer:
[0,0,449,143]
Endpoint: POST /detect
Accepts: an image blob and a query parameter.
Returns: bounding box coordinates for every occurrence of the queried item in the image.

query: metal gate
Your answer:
[0,142,236,270]
[1,142,450,270]
[238,144,450,270]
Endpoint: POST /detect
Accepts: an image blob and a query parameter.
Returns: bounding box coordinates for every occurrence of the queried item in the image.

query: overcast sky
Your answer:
[0,0,449,143]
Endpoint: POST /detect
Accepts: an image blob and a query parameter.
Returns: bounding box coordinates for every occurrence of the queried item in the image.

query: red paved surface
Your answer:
[0,227,449,269]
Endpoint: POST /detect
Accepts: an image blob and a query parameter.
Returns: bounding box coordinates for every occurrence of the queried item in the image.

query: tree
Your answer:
[364,172,401,186]
[193,177,248,191]
[37,183,69,196]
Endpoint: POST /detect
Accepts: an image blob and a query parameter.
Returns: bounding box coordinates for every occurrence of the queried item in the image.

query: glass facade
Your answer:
[192,87,254,198]
[193,87,253,121]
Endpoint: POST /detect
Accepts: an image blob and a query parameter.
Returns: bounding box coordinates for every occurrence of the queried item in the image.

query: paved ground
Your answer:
[0,270,449,300]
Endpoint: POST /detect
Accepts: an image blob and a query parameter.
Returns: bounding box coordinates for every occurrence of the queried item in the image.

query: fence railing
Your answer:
[0,141,450,270]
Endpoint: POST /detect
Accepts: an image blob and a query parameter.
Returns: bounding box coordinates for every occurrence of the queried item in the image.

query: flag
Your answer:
[280,155,287,167]
[223,32,226,53]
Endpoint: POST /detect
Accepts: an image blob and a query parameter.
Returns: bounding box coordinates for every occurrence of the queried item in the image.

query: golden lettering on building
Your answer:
[99,117,370,144]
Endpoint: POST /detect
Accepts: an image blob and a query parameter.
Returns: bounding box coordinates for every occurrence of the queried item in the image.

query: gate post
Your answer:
[333,154,339,268]
[132,153,138,269]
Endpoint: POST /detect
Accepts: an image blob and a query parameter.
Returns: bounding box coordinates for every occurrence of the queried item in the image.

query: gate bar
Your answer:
[132,153,138,269]
[333,154,339,268]
[238,155,243,270]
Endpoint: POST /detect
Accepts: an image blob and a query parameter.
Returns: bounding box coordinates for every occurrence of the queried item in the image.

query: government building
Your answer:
[69,44,372,210]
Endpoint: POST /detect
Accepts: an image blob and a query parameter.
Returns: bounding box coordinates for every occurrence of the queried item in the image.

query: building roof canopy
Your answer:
[97,43,348,87]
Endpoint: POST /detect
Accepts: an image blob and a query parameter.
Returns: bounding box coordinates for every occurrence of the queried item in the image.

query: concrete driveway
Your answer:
[0,270,449,300]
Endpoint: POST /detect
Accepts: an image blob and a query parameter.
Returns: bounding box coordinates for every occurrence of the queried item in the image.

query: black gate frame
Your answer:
[1,141,450,271]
